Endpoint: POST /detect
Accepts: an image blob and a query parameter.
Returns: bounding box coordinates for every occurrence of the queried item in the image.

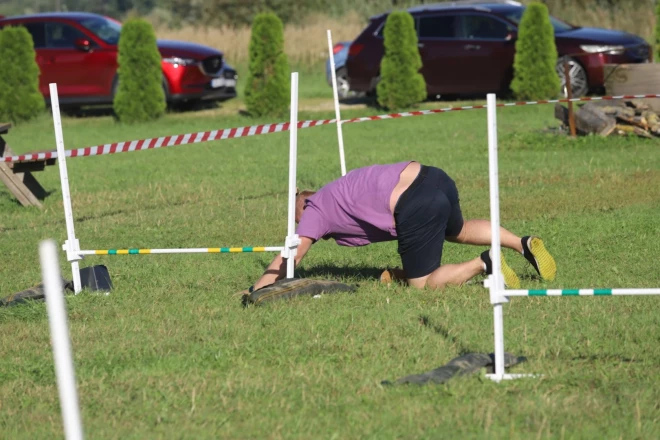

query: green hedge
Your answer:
[376,11,426,110]
[510,2,561,100]
[113,18,166,123]
[244,12,290,118]
[0,26,44,123]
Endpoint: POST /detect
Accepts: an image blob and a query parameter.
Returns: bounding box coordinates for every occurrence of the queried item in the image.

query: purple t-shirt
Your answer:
[296,161,413,247]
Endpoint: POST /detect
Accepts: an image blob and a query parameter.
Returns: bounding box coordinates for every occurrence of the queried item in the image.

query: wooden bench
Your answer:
[0,122,56,208]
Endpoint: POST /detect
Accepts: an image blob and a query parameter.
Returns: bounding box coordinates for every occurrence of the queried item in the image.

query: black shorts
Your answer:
[393,165,464,279]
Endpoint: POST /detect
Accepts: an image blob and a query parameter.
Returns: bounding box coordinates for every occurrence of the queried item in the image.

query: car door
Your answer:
[454,13,516,94]
[21,22,49,96]
[415,13,466,96]
[43,21,109,99]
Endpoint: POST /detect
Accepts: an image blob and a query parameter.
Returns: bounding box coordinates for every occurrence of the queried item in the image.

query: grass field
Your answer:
[1,86,660,439]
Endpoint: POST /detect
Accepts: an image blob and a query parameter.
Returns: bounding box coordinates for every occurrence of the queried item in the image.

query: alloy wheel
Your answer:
[556,57,589,98]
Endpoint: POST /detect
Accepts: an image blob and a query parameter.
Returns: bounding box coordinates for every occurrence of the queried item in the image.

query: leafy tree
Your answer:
[0,26,45,123]
[510,2,561,100]
[376,11,426,110]
[244,12,290,117]
[113,18,166,123]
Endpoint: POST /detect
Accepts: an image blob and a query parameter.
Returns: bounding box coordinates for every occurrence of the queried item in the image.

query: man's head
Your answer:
[295,189,316,223]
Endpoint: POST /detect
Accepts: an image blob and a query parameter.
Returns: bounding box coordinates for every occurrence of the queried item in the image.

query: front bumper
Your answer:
[169,86,237,103]
[171,71,238,102]
[579,43,651,89]
[164,61,238,102]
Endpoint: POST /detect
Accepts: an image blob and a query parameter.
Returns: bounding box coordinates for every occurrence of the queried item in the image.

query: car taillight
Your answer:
[333,43,344,54]
[348,43,364,57]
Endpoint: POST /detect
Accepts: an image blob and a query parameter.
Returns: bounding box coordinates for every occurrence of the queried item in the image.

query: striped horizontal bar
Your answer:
[78,246,283,256]
[504,288,660,296]
[4,93,660,164]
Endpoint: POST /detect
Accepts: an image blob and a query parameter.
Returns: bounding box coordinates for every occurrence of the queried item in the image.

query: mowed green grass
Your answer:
[1,97,660,439]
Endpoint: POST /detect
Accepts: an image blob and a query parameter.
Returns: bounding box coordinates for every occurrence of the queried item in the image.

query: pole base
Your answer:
[486,373,541,382]
[80,265,113,294]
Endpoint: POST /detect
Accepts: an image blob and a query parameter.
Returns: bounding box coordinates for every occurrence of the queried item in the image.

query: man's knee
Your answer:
[446,235,460,243]
[408,273,432,289]
[446,225,466,243]
[407,276,428,290]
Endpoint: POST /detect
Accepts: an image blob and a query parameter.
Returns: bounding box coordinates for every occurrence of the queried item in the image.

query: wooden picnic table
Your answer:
[0,122,56,208]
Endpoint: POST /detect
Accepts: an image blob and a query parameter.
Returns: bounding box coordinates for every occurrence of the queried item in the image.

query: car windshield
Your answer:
[504,9,574,33]
[79,16,122,44]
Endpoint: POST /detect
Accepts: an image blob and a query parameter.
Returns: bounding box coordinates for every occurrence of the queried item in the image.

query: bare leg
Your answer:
[447,219,522,253]
[380,220,525,287]
[407,257,484,290]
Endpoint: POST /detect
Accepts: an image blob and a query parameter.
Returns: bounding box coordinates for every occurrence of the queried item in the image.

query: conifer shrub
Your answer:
[376,11,426,110]
[244,12,290,117]
[511,2,561,100]
[0,26,45,123]
[113,18,166,123]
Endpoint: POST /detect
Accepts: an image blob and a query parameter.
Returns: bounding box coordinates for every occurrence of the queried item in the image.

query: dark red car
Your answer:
[0,12,237,107]
[345,1,651,98]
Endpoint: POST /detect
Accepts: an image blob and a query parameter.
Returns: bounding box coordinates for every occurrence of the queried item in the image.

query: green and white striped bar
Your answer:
[77,246,284,256]
[505,288,660,296]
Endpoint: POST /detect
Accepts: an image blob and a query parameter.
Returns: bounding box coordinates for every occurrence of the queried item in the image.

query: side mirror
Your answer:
[505,31,517,42]
[74,38,92,52]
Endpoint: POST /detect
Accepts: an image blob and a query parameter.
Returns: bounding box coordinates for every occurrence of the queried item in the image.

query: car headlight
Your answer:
[580,45,625,55]
[162,56,197,66]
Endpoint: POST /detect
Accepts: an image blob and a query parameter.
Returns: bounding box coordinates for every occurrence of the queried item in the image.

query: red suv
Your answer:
[346,1,651,98]
[0,12,237,107]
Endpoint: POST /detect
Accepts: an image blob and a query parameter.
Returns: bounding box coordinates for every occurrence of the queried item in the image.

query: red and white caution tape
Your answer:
[2,119,336,163]
[4,94,659,164]
[342,94,660,123]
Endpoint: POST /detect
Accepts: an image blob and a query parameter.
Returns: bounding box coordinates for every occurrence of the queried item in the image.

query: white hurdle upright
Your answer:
[327,30,347,177]
[484,94,533,382]
[482,92,660,382]
[40,239,84,440]
[285,72,301,279]
[49,74,302,291]
[484,93,508,381]
[51,83,83,294]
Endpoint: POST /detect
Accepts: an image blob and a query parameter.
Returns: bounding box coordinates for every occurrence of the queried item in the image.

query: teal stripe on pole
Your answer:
[594,289,612,295]
[505,288,660,297]
[528,289,612,296]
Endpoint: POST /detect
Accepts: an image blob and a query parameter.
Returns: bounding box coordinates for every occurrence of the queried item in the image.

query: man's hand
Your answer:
[251,236,315,290]
[235,287,251,298]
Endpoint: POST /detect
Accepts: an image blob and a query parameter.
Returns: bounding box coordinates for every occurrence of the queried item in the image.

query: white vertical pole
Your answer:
[487,93,507,380]
[50,83,82,294]
[285,73,300,279]
[327,30,347,176]
[40,239,84,440]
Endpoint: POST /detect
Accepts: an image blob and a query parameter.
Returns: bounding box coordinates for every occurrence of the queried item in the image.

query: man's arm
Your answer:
[251,236,314,290]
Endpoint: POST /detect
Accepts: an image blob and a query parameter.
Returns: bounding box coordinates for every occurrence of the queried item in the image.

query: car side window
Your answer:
[417,15,458,39]
[23,23,47,48]
[45,22,90,48]
[460,14,512,40]
[375,18,419,38]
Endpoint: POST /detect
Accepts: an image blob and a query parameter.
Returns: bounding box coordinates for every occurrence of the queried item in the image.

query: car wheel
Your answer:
[335,68,352,99]
[556,57,589,98]
[366,74,381,97]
